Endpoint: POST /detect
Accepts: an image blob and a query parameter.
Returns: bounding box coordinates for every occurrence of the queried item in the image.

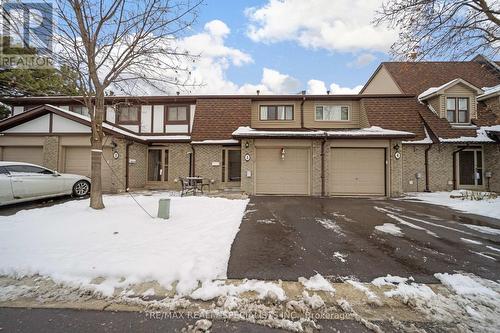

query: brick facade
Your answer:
[484,144,500,192]
[42,136,59,170]
[193,144,223,190]
[128,142,148,189]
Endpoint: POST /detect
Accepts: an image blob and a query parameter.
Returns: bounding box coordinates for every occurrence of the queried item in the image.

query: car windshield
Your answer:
[5,165,53,174]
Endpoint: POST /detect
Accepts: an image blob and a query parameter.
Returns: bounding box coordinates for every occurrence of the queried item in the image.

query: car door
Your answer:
[5,165,65,199]
[0,166,14,204]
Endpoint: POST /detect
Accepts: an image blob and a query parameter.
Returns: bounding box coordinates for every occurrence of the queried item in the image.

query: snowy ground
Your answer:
[403,191,500,220]
[0,193,248,295]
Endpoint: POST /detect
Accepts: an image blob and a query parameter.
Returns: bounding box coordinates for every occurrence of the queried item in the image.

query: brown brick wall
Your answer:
[402,144,427,192]
[194,144,223,190]
[390,139,403,196]
[484,144,500,192]
[240,139,254,194]
[128,142,148,189]
[109,138,127,193]
[43,136,59,170]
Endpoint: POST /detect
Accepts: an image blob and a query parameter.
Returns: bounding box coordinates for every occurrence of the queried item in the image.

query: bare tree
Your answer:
[374,0,500,60]
[27,0,202,209]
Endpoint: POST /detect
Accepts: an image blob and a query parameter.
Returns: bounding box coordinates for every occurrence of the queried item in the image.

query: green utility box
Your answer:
[158,198,171,219]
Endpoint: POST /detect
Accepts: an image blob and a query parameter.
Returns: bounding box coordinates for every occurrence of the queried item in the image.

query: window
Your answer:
[5,165,53,174]
[259,105,293,121]
[446,97,469,123]
[315,105,350,121]
[116,105,140,124]
[69,105,90,117]
[166,106,188,123]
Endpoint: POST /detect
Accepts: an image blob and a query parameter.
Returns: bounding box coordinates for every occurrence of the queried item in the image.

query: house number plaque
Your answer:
[244,153,251,161]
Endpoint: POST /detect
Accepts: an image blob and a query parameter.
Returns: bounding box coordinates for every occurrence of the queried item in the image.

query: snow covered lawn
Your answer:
[403,191,500,220]
[0,193,248,295]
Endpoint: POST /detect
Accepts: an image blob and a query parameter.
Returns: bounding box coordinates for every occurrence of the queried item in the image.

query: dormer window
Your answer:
[446,97,469,123]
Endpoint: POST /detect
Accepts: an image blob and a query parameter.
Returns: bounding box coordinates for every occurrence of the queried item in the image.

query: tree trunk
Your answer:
[89,92,105,209]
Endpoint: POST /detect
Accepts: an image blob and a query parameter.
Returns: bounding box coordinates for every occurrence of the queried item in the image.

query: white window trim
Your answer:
[258,104,294,121]
[314,104,351,122]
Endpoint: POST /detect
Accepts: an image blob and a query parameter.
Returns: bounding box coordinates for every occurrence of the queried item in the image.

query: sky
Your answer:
[175,0,397,95]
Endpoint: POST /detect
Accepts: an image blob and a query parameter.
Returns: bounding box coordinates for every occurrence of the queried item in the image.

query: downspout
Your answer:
[300,96,305,129]
[190,145,195,177]
[424,144,432,192]
[125,141,134,192]
[452,145,468,190]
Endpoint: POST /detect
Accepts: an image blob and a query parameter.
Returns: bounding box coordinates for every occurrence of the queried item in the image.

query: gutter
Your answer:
[300,96,305,128]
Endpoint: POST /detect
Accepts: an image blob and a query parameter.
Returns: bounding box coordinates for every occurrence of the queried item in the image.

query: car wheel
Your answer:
[73,180,90,197]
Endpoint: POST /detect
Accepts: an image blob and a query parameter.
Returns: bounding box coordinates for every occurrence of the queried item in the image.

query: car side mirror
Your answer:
[52,171,61,177]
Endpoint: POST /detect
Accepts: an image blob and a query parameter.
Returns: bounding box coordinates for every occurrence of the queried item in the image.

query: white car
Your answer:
[0,161,91,206]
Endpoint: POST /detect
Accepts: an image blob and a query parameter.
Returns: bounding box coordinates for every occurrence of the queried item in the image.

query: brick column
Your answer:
[240,139,254,195]
[390,139,403,197]
[43,136,60,170]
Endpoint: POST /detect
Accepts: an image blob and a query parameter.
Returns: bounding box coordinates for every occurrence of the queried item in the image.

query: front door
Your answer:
[148,148,169,182]
[222,148,241,187]
[458,149,483,189]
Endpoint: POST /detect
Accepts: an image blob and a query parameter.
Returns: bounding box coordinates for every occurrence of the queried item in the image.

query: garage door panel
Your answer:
[64,147,112,191]
[2,147,44,165]
[330,148,385,195]
[256,148,309,195]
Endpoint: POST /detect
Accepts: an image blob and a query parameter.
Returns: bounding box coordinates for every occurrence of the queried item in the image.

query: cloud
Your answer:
[239,68,301,94]
[245,0,397,52]
[307,79,363,95]
[349,53,376,68]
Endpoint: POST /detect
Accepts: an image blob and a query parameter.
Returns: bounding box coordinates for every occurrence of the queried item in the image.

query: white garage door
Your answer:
[2,146,44,165]
[64,147,112,192]
[330,148,386,196]
[256,147,310,195]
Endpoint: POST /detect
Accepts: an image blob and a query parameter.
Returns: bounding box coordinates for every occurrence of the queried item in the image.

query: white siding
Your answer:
[165,124,189,133]
[153,105,164,133]
[106,106,116,123]
[12,106,24,116]
[141,105,152,133]
[121,124,140,132]
[52,114,91,133]
[190,104,196,132]
[4,114,50,133]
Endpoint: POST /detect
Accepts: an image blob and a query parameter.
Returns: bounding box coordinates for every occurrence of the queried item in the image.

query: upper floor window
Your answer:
[259,105,293,121]
[69,105,90,117]
[315,105,349,121]
[166,106,188,123]
[446,97,469,123]
[116,105,140,124]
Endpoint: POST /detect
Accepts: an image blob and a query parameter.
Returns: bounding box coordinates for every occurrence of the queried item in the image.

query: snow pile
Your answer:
[374,223,403,236]
[232,126,413,138]
[190,279,287,302]
[464,224,500,236]
[439,125,500,143]
[301,291,325,309]
[298,274,335,292]
[315,218,344,235]
[404,191,500,219]
[346,280,382,305]
[371,275,411,287]
[373,272,500,332]
[0,193,248,296]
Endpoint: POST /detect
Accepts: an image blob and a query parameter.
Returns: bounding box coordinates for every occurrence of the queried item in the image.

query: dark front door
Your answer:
[458,150,483,188]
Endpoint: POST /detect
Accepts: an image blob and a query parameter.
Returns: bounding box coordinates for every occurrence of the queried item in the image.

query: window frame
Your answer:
[68,105,90,116]
[5,165,54,174]
[446,97,470,124]
[259,105,294,121]
[165,105,190,125]
[115,104,141,125]
[314,104,351,122]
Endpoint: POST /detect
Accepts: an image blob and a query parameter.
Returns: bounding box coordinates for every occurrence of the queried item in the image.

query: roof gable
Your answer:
[418,78,483,101]
[360,64,403,95]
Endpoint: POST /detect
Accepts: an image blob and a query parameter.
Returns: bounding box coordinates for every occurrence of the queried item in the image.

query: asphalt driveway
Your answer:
[227,196,500,283]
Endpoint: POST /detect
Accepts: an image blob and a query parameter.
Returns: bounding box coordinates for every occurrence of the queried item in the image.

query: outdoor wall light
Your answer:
[245,141,250,148]
[280,148,286,160]
[393,143,400,151]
